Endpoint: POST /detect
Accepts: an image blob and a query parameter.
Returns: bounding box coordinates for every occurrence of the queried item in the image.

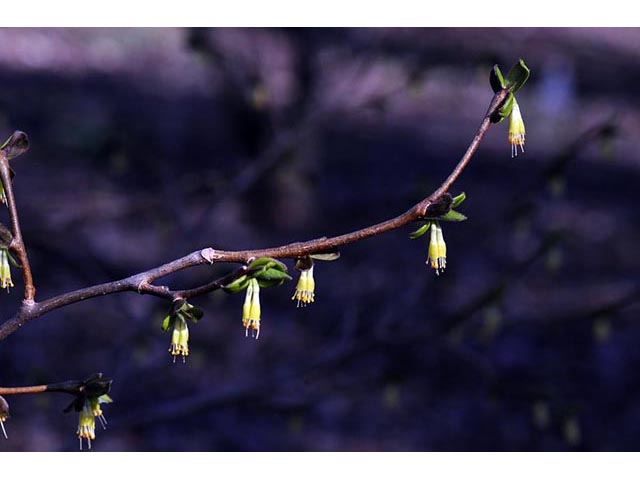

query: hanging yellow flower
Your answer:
[169,315,190,362]
[427,222,447,275]
[292,265,315,307]
[508,98,526,158]
[242,278,261,338]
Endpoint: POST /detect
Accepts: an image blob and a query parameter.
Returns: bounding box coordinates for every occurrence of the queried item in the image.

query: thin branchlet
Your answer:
[0,152,35,302]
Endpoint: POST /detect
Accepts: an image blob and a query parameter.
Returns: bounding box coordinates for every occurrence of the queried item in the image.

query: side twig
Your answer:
[0,380,83,396]
[0,152,35,303]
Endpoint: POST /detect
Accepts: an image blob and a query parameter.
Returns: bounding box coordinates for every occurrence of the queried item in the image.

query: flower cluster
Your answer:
[65,373,113,450]
[289,253,337,308]
[490,60,529,158]
[292,265,315,307]
[169,315,190,360]
[76,393,112,450]
[162,301,203,363]
[427,222,447,275]
[76,400,95,449]
[242,278,261,338]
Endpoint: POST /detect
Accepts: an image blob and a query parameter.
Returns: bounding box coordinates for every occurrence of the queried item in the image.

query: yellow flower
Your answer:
[427,223,447,275]
[292,265,315,307]
[77,401,96,450]
[0,248,13,291]
[169,315,189,362]
[242,280,253,331]
[69,376,112,450]
[508,98,526,158]
[162,301,202,362]
[242,279,261,338]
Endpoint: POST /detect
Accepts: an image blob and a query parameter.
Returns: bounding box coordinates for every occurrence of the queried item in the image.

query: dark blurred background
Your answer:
[0,27,638,451]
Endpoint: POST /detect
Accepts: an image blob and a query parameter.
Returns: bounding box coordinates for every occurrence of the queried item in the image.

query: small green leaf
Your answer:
[247,257,273,268]
[451,192,466,208]
[409,222,431,240]
[186,305,204,322]
[310,251,340,262]
[255,267,292,282]
[500,92,515,117]
[223,275,250,293]
[248,257,287,272]
[505,59,530,93]
[269,259,288,272]
[0,131,29,160]
[490,65,506,93]
[256,278,286,289]
[491,91,514,124]
[161,314,172,331]
[6,249,21,269]
[439,210,467,222]
[175,311,188,324]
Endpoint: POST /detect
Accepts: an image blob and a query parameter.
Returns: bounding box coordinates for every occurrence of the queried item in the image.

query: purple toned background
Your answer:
[0,28,638,451]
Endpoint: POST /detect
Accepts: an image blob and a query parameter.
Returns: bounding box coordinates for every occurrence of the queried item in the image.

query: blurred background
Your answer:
[0,27,638,451]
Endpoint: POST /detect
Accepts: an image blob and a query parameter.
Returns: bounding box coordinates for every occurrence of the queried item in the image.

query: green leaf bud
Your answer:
[409,222,431,240]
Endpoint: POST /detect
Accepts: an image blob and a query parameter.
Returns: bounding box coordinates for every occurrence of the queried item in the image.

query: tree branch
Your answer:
[0,88,509,342]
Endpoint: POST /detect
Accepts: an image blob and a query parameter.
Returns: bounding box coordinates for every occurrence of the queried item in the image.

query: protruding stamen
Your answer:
[97,415,107,430]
